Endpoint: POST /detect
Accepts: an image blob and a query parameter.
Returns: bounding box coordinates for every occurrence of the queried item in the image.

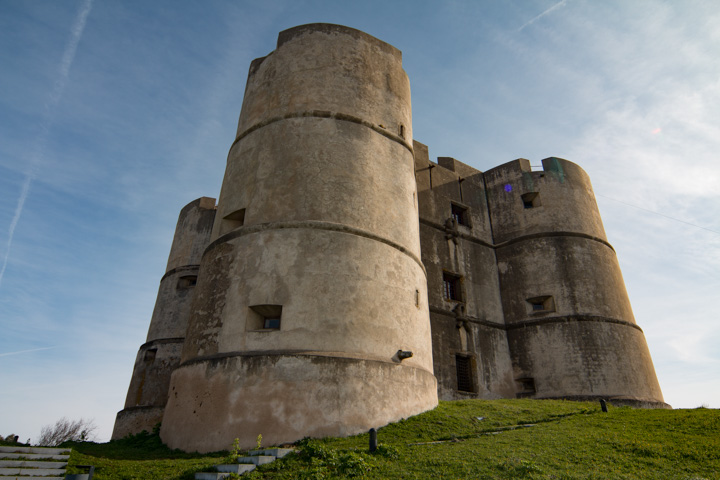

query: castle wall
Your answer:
[414,141,515,401]
[160,24,437,453]
[484,158,665,405]
[115,24,668,449]
[112,197,216,439]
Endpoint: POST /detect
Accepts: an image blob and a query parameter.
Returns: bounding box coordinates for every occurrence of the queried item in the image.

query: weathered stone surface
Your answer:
[162,354,437,452]
[113,198,217,439]
[114,22,667,450]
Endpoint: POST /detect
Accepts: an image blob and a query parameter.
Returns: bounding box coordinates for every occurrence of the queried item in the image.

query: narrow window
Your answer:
[451,203,469,226]
[456,355,474,392]
[443,272,462,302]
[177,275,197,289]
[399,124,405,138]
[415,289,420,307]
[527,296,555,313]
[248,304,282,331]
[221,208,246,235]
[521,192,541,209]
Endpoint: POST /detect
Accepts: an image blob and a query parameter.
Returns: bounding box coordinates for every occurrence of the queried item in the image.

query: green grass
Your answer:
[65,399,719,479]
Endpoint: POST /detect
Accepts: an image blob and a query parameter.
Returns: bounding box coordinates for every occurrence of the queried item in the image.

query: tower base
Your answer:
[112,406,165,440]
[160,352,438,452]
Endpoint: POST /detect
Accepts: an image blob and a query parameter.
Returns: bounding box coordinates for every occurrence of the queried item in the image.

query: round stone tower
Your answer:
[160,24,438,452]
[112,197,217,439]
[484,158,667,407]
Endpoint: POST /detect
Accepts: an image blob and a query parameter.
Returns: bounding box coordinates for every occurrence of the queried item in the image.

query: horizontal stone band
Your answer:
[205,220,426,275]
[232,110,413,154]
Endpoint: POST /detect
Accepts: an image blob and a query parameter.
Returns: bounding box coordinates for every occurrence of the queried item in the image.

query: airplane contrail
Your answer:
[0,0,93,287]
[518,0,568,32]
[0,346,59,358]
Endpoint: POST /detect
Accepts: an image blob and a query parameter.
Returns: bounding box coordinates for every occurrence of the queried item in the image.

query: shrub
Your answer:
[37,418,97,446]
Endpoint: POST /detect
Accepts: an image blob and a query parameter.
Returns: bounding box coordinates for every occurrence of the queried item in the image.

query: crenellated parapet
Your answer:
[484,157,607,244]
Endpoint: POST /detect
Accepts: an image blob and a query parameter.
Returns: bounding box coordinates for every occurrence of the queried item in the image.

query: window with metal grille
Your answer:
[451,203,469,226]
[443,273,462,302]
[456,355,474,392]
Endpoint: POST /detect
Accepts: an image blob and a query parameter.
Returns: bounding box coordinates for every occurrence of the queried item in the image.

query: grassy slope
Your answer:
[67,399,719,480]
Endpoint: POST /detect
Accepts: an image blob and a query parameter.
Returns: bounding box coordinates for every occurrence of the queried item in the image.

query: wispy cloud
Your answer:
[0,0,93,287]
[0,346,59,358]
[518,0,568,32]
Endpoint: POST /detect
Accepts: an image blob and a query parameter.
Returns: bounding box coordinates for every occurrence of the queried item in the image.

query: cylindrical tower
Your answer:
[160,24,438,452]
[484,157,667,407]
[112,197,217,439]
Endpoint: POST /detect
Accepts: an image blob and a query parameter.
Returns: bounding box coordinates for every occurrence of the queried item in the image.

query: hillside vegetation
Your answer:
[66,399,719,479]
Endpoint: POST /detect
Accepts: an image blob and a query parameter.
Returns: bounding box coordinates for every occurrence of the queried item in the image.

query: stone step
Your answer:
[236,455,275,465]
[0,461,68,469]
[0,454,69,461]
[0,447,70,456]
[0,468,67,476]
[249,448,294,458]
[195,473,234,480]
[0,477,65,480]
[215,464,256,474]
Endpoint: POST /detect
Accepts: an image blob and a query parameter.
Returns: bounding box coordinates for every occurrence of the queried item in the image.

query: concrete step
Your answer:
[215,464,256,474]
[0,447,70,456]
[236,455,275,465]
[0,477,64,480]
[0,461,68,469]
[0,454,70,461]
[195,473,234,480]
[0,468,67,476]
[249,448,294,458]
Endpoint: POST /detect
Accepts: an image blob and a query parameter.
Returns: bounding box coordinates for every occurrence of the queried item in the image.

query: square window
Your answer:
[451,203,469,226]
[248,304,282,331]
[443,272,463,302]
[177,275,197,289]
[521,192,541,209]
[527,296,555,313]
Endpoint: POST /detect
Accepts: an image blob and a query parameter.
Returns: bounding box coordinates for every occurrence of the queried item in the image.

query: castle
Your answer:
[112,24,667,452]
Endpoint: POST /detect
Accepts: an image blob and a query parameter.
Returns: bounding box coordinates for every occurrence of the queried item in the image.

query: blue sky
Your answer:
[1,0,718,443]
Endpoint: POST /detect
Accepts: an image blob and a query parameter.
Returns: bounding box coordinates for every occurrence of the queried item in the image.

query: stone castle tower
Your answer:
[113,24,666,452]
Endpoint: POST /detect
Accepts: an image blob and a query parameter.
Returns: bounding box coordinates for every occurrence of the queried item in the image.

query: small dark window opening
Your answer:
[443,272,462,302]
[221,208,246,235]
[451,203,469,226]
[144,348,157,362]
[177,275,197,289]
[456,355,474,392]
[516,377,536,397]
[527,296,555,313]
[248,304,282,331]
[522,192,541,209]
[399,124,405,138]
